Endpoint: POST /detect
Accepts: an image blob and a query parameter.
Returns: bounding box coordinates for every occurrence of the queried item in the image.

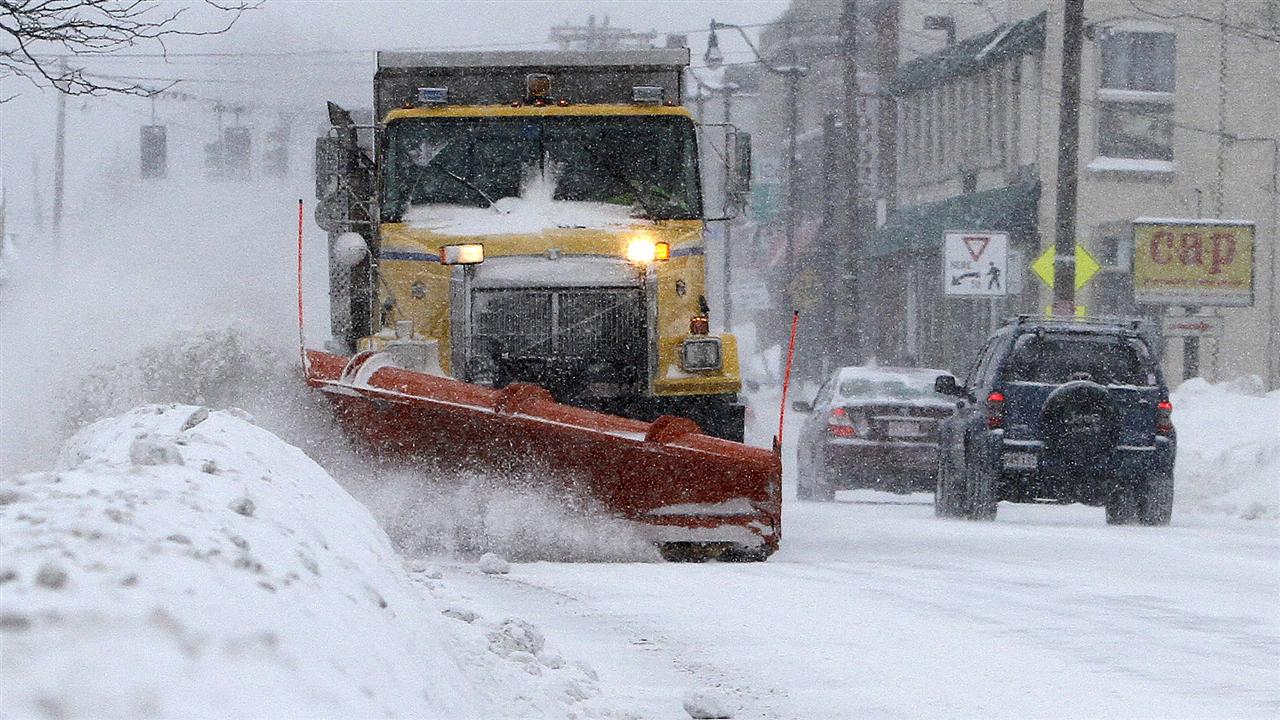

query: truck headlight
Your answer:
[440,243,484,265]
[680,337,722,371]
[624,238,669,265]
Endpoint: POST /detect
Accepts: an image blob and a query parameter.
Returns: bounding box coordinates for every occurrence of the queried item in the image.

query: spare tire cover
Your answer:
[1040,380,1120,458]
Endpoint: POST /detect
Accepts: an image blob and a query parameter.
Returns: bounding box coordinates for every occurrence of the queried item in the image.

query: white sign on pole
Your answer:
[943,230,1009,296]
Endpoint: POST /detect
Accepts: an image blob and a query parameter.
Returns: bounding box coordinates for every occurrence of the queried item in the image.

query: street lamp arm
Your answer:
[710,20,808,76]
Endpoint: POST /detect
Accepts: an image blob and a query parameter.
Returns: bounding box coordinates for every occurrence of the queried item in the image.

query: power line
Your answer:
[81,70,253,85]
[27,14,842,63]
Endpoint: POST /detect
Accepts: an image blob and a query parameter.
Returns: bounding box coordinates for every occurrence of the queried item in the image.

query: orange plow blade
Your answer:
[305,350,782,560]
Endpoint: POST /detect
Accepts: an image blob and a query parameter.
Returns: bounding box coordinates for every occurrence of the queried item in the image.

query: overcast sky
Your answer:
[1,0,790,222]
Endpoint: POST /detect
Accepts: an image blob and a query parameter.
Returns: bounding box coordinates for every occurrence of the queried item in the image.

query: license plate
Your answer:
[887,421,918,437]
[1004,451,1038,469]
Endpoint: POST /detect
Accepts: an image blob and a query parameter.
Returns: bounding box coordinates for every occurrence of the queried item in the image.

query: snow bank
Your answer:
[1172,377,1280,521]
[0,405,610,718]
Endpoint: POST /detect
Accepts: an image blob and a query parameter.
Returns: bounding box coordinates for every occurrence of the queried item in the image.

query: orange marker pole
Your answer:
[776,310,800,453]
[296,199,307,372]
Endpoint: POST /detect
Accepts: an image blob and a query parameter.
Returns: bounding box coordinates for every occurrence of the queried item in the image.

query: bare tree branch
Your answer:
[0,0,259,100]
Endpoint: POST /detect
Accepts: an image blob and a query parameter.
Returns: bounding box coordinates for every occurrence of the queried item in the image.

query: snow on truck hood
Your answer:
[405,197,638,237]
[0,405,610,718]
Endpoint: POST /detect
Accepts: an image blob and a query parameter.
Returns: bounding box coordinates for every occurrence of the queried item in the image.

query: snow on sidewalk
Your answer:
[0,405,607,719]
[1172,378,1280,521]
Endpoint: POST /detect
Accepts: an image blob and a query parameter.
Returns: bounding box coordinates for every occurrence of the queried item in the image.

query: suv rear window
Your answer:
[1003,333,1155,386]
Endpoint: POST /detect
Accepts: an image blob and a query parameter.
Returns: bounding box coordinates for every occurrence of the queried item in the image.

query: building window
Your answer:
[1100,31,1175,92]
[1098,102,1173,161]
[926,89,937,169]
[1092,225,1137,316]
[946,83,957,166]
[982,72,994,159]
[911,95,921,171]
[1096,29,1176,165]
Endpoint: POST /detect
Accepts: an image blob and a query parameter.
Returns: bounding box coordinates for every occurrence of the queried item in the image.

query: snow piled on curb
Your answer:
[0,405,610,718]
[1172,378,1280,521]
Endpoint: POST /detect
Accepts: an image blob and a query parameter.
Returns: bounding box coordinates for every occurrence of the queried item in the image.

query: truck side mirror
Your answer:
[935,375,962,397]
[314,136,347,202]
[730,132,752,208]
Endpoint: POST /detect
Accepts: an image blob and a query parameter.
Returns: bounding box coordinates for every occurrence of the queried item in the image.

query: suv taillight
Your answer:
[1156,399,1174,435]
[986,391,1006,429]
[827,407,856,438]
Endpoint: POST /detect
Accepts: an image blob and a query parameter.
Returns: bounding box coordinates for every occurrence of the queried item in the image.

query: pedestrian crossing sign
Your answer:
[943,231,1009,297]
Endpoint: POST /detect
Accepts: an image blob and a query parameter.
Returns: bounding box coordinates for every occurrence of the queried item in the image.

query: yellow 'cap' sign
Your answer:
[1132,220,1255,306]
[1031,244,1101,291]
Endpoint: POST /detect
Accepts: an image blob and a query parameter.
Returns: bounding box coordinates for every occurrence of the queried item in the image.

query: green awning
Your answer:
[892,12,1046,96]
[866,182,1040,258]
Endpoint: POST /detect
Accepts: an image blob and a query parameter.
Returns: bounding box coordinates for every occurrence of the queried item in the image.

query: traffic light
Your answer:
[204,141,224,178]
[264,126,289,177]
[223,127,251,180]
[140,125,167,179]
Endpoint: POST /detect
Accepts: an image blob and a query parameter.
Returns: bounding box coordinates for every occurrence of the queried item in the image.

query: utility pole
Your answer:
[1052,0,1084,316]
[31,157,44,233]
[783,34,802,286]
[52,56,67,251]
[705,19,806,318]
[722,86,736,331]
[840,0,862,359]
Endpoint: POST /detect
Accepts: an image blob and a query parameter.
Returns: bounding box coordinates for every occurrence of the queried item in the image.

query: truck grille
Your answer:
[469,287,645,384]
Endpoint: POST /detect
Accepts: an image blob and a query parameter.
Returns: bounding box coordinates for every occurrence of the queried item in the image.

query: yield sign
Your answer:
[1031,244,1101,290]
[943,231,1008,296]
[963,236,990,261]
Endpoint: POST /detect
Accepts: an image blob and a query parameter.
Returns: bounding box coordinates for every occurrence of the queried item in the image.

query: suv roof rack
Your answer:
[1005,314,1156,336]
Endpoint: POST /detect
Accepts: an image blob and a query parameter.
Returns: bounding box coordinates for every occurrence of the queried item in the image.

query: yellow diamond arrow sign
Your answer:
[1031,244,1101,290]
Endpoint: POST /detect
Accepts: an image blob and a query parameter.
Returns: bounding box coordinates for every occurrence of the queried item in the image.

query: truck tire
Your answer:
[720,544,774,562]
[702,400,746,443]
[634,396,744,443]
[1040,380,1120,460]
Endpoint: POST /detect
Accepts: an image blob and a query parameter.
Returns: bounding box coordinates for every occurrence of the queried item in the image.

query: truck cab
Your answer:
[315,50,750,440]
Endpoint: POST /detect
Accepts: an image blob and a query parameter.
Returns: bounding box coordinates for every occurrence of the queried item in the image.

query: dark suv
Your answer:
[933,317,1176,524]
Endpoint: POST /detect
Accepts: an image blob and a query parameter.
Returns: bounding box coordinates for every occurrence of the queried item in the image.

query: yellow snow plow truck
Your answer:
[315,50,752,440]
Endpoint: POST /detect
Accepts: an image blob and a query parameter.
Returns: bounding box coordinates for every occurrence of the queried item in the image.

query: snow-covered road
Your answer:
[433,494,1279,719]
[3,179,1277,718]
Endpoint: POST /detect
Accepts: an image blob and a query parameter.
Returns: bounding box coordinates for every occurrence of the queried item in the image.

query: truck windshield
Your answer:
[381,115,702,222]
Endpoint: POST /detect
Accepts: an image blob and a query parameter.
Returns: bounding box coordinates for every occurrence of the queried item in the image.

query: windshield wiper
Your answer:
[428,163,503,213]
[581,144,664,220]
[406,136,504,213]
